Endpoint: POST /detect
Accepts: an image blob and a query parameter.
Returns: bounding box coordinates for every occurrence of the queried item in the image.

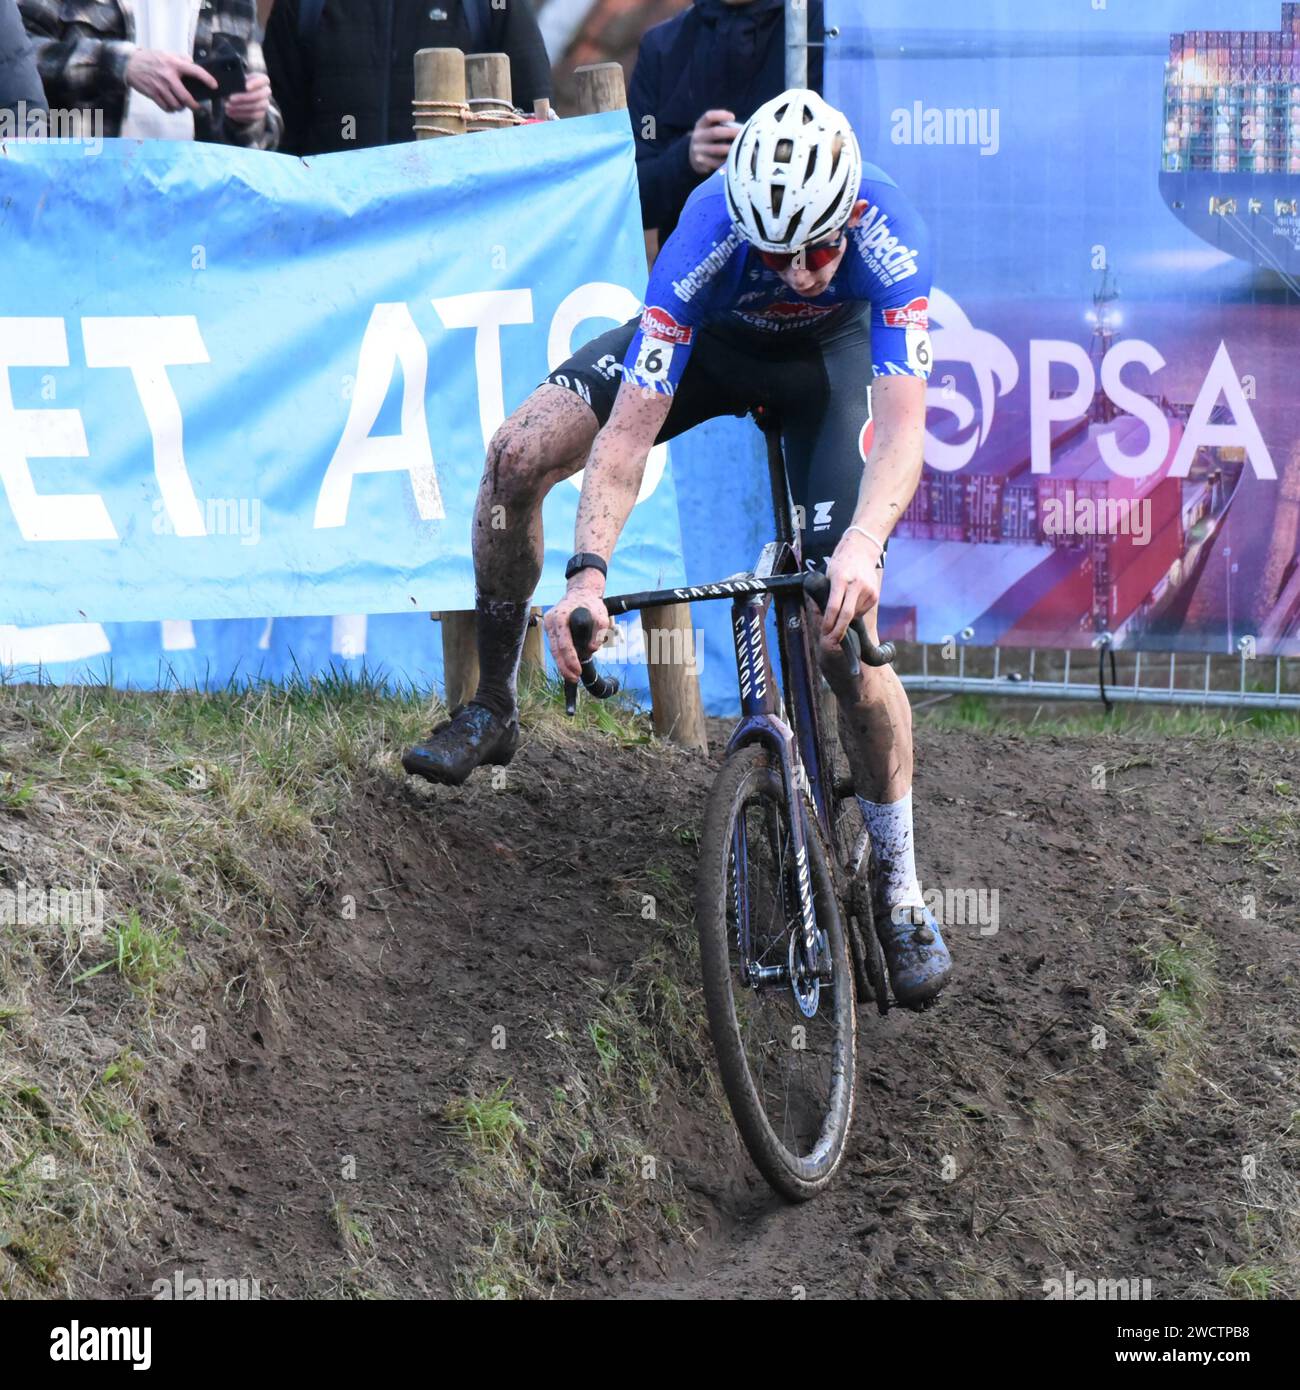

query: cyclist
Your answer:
[403,89,951,1006]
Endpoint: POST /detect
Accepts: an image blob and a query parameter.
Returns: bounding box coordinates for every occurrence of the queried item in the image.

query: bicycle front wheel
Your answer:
[696,744,857,1201]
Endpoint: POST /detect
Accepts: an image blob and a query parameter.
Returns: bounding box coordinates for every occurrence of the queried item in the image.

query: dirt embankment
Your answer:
[1,687,1296,1299]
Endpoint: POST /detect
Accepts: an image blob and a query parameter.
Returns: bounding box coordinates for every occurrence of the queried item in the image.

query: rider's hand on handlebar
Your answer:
[544,579,610,683]
[821,530,883,652]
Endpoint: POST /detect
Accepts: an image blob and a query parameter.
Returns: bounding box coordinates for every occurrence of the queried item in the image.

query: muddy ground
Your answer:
[65,717,1300,1299]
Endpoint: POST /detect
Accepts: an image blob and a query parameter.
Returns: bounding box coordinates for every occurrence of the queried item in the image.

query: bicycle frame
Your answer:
[602,423,835,973]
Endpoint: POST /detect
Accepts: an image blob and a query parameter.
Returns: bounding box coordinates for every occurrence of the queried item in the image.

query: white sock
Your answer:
[856,791,924,912]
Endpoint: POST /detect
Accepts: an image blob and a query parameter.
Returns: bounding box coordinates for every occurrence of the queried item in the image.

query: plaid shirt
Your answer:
[19,0,281,148]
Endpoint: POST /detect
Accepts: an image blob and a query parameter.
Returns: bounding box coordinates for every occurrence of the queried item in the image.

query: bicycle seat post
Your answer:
[753,406,798,558]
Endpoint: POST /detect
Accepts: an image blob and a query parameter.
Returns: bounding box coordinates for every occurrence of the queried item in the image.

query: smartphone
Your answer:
[182,54,248,104]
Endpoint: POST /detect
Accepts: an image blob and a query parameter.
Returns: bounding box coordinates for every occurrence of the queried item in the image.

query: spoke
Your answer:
[726,783,842,1159]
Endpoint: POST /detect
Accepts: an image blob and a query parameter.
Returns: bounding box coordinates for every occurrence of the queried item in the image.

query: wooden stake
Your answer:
[575,62,708,753]
[574,62,628,117]
[440,610,480,711]
[414,49,476,705]
[413,48,467,139]
[640,604,708,750]
[466,53,512,130]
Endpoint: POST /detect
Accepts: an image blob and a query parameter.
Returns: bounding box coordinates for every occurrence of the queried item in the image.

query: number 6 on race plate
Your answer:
[635,335,674,385]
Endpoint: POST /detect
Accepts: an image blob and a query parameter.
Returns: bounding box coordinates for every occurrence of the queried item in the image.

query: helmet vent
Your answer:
[775,138,794,165]
[804,146,818,181]
[808,168,850,237]
[772,184,785,217]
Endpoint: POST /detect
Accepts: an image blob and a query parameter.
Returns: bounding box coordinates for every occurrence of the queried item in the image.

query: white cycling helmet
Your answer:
[725,89,862,253]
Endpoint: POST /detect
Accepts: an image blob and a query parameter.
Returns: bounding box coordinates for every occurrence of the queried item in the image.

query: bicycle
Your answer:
[563,409,900,1201]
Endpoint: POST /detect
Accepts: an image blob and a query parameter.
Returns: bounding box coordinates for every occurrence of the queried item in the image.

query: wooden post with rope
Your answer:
[574,63,708,752]
[465,53,511,130]
[464,54,546,679]
[413,49,477,709]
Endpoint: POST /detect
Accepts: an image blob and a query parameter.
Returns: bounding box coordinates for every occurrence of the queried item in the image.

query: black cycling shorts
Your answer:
[543,311,877,564]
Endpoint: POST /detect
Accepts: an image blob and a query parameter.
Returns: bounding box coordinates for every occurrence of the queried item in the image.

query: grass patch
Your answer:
[1138,936,1216,1053]
[1219,1263,1280,1299]
[73,912,183,993]
[330,1199,374,1256]
[1203,810,1300,868]
[0,772,36,809]
[444,1083,528,1157]
[917,693,1300,740]
[527,671,651,746]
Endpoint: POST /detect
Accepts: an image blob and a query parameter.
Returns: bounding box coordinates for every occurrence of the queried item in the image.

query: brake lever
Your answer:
[801,572,896,670]
[565,608,621,716]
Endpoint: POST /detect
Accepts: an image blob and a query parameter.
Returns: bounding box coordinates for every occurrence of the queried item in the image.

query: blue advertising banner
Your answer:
[0,112,686,629]
[828,0,1300,655]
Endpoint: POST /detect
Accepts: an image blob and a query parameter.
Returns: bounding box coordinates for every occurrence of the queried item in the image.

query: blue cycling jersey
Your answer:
[623,162,934,395]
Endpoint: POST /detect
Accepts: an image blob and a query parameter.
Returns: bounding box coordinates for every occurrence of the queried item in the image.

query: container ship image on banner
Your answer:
[883,282,1244,652]
[1159,4,1300,288]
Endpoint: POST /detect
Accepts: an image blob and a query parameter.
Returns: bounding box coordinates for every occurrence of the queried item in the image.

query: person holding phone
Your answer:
[630,0,825,245]
[20,0,281,148]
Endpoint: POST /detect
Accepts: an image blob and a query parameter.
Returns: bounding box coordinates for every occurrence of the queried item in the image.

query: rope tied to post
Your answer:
[412,98,474,137]
[466,97,527,130]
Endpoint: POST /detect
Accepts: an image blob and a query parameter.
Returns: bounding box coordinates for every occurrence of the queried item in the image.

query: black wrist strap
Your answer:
[565,551,608,582]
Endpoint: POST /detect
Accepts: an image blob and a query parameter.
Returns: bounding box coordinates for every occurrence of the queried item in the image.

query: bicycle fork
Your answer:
[724,594,828,997]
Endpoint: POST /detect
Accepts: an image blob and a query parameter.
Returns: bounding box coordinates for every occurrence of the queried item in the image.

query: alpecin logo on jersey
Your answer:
[883,296,930,330]
[641,306,694,345]
[734,300,838,329]
[853,204,921,287]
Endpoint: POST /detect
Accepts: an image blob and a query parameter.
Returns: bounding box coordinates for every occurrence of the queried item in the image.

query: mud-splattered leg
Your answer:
[468,385,597,716]
[813,604,920,908]
[812,603,912,802]
[813,604,950,1004]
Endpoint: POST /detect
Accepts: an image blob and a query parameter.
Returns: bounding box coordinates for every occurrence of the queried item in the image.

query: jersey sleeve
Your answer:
[847,183,935,381]
[622,188,745,395]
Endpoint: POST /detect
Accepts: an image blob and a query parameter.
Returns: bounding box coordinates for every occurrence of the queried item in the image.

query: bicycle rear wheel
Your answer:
[696,744,857,1200]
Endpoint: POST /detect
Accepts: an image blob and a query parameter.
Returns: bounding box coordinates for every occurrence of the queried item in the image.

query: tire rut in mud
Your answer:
[122,725,1298,1300]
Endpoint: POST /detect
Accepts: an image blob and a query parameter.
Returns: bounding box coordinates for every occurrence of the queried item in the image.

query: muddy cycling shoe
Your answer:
[876,902,952,1009]
[401,702,519,786]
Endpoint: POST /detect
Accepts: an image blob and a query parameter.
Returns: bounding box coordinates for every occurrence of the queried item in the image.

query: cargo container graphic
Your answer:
[897,388,1244,649]
[1159,4,1300,282]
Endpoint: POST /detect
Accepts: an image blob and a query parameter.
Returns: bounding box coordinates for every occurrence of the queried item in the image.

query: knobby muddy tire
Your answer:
[696,744,857,1201]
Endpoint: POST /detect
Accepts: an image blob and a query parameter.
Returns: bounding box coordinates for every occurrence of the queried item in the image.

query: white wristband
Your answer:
[845,525,886,555]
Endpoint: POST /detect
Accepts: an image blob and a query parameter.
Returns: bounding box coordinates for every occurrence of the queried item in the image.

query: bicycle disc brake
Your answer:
[788,929,821,1018]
